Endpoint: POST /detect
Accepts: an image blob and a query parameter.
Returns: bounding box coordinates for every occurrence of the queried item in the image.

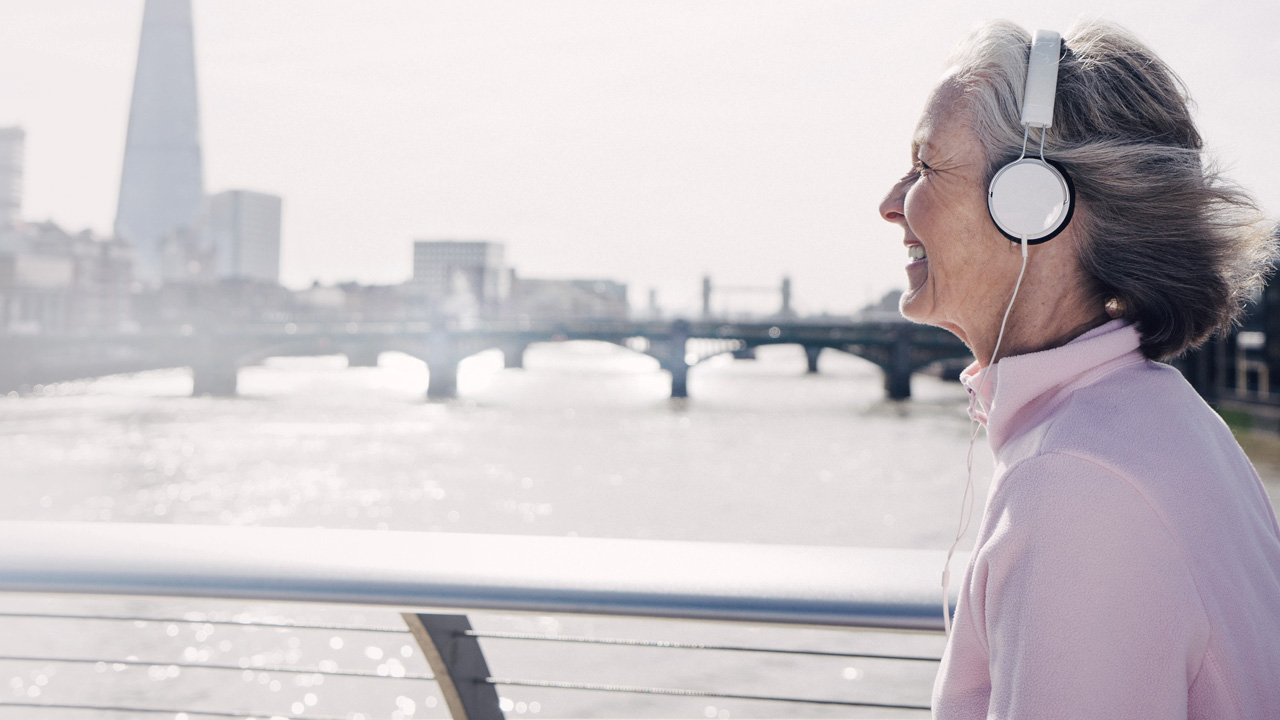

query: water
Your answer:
[0,343,990,546]
[1,342,1277,719]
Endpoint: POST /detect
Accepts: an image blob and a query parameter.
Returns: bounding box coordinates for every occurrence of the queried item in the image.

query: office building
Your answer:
[0,127,23,229]
[411,240,507,314]
[508,276,629,320]
[0,222,133,333]
[207,190,282,283]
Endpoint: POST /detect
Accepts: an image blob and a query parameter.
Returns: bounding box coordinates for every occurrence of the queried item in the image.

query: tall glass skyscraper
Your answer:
[114,0,204,287]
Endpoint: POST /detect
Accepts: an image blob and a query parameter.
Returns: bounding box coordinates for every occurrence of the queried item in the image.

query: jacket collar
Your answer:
[959,320,1145,454]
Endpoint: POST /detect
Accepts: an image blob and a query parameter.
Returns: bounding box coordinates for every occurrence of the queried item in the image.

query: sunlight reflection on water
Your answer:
[0,343,992,548]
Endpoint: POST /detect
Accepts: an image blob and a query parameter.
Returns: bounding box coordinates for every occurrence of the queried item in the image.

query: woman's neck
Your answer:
[968,274,1108,368]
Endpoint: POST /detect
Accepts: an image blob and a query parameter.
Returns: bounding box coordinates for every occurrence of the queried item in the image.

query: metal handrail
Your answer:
[0,522,960,718]
[0,522,959,631]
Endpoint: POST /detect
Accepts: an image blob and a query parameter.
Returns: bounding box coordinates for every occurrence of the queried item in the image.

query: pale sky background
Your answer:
[1,0,1277,316]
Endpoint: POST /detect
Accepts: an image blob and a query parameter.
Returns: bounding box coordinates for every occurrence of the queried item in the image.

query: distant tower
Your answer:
[0,127,23,228]
[114,0,204,287]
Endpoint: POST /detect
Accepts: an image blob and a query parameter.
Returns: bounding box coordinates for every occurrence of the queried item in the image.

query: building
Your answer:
[159,223,216,286]
[136,277,294,329]
[1175,224,1280,408]
[507,276,629,320]
[410,240,507,317]
[206,190,282,283]
[0,127,23,229]
[335,282,407,323]
[114,0,205,287]
[0,222,133,334]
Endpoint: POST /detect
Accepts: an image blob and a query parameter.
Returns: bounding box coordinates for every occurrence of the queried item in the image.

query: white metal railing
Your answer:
[0,522,960,719]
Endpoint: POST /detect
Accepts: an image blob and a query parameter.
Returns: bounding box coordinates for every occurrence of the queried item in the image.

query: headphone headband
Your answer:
[1021,30,1062,129]
[987,28,1073,243]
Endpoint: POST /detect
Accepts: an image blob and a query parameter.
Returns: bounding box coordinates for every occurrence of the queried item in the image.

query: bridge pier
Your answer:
[805,346,822,374]
[655,321,691,399]
[884,366,912,400]
[502,342,528,369]
[345,347,381,367]
[190,337,239,396]
[427,330,459,401]
[885,329,913,400]
[669,362,689,398]
[428,362,459,400]
[191,360,238,396]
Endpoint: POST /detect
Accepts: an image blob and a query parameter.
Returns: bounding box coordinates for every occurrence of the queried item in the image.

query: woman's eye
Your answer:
[913,159,933,176]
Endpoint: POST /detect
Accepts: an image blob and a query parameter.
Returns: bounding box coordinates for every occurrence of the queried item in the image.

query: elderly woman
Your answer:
[879,20,1280,718]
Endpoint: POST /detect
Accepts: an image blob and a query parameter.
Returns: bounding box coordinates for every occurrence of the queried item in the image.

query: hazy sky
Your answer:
[1,0,1277,315]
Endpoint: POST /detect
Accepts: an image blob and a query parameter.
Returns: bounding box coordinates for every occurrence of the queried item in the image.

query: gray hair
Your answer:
[946,20,1276,360]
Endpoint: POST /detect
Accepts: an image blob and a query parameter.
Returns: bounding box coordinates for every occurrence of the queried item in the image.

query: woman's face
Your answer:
[878,79,1025,349]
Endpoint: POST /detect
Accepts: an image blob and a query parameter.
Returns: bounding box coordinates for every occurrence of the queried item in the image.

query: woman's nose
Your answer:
[879,179,907,224]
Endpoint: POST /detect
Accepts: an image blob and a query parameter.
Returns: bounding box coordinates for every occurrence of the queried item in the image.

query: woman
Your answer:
[879,20,1280,718]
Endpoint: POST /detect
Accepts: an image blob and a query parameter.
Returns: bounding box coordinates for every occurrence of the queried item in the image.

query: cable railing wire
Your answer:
[0,613,936,712]
[0,611,941,663]
[486,677,932,711]
[0,701,359,720]
[466,629,941,662]
[0,611,408,634]
[0,654,434,681]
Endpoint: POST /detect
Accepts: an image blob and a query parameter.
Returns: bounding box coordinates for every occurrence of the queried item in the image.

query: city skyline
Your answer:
[1,0,1277,315]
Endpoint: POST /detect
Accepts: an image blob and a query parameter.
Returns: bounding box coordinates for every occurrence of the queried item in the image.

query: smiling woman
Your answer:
[880,78,1096,364]
[880,19,1280,720]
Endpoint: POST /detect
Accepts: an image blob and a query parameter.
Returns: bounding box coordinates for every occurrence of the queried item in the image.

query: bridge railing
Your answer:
[0,522,958,719]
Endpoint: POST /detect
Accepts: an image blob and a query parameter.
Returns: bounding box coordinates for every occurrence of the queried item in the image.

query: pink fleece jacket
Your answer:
[933,320,1280,719]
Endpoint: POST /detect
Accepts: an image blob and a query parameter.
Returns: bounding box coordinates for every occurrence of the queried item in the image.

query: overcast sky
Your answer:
[1,0,1276,315]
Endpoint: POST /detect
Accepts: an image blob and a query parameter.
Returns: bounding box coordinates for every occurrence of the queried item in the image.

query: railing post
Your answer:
[403,613,505,720]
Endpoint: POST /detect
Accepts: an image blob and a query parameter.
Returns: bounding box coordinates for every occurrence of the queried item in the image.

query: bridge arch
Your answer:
[704,331,970,400]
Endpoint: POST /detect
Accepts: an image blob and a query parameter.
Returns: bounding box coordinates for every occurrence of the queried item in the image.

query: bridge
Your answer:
[0,318,970,401]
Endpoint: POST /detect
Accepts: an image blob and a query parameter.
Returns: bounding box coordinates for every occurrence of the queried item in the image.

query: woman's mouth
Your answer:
[905,244,928,289]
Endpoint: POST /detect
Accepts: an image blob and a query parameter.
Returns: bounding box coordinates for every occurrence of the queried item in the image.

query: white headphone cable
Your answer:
[942,234,1030,636]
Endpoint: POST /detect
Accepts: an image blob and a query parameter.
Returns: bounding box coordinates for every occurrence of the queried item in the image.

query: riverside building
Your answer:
[410,240,508,318]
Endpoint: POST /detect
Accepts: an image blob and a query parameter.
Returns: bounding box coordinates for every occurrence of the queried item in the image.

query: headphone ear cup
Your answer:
[987,158,1075,244]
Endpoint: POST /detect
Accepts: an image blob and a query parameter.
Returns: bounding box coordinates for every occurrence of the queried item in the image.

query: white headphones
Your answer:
[987,30,1074,244]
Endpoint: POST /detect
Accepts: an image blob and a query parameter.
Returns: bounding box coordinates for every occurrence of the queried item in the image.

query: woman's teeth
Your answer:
[908,245,927,260]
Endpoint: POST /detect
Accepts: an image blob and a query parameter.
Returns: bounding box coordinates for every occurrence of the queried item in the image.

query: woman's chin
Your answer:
[898,287,933,324]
